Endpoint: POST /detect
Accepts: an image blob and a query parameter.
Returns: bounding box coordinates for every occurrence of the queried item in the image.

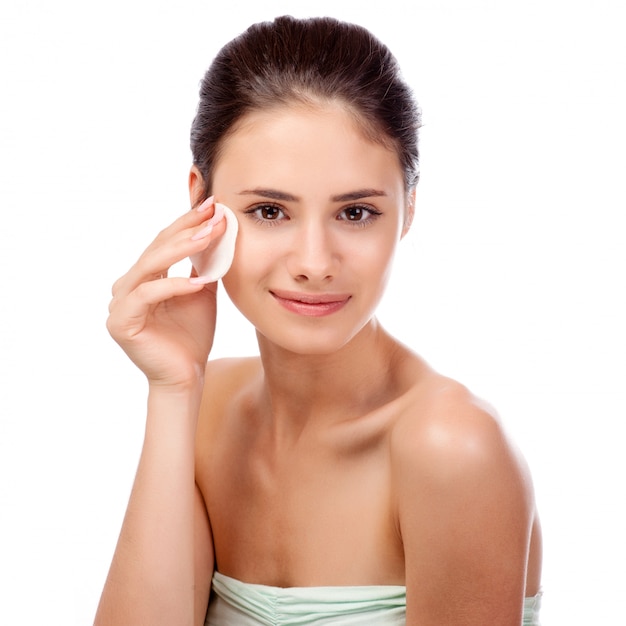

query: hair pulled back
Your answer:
[190,16,421,196]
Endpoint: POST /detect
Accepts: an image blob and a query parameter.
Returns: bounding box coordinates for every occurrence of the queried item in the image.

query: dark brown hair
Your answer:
[190,16,421,196]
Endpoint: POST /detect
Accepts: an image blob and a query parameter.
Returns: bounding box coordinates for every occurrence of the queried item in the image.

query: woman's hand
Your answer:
[106,197,226,389]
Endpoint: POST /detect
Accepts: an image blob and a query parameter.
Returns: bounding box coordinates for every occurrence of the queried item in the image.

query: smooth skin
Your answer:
[96,103,541,626]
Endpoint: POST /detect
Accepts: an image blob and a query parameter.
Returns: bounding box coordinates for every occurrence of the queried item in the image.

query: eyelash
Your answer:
[338,205,383,227]
[243,203,383,228]
[243,203,285,226]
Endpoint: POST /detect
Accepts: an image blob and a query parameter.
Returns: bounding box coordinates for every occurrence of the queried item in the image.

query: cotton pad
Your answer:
[189,203,239,281]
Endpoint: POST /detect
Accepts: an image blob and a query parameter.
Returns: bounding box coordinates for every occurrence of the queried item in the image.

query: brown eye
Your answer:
[338,205,382,224]
[344,206,365,221]
[244,203,287,225]
[260,205,282,220]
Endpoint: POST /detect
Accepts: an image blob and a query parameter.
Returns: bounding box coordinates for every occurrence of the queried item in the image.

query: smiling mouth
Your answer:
[270,290,351,316]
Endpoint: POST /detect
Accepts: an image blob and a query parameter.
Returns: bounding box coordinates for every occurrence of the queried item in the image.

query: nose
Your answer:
[287,219,337,283]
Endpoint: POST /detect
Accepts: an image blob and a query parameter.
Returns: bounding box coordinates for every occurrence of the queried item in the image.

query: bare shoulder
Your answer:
[199,356,262,413]
[391,372,533,498]
[203,356,262,394]
[390,367,538,622]
[195,356,261,455]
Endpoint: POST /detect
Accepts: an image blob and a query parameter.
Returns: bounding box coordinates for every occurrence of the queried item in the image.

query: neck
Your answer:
[255,319,401,438]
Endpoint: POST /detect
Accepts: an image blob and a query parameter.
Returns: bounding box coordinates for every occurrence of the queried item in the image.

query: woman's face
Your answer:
[210,103,410,355]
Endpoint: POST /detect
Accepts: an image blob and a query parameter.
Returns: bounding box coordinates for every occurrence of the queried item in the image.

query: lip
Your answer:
[270,290,351,317]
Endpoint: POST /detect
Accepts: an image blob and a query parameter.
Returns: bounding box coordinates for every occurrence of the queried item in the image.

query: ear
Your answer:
[401,189,416,238]
[188,165,206,208]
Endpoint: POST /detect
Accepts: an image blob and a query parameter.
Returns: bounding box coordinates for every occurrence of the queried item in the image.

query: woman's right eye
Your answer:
[245,204,286,223]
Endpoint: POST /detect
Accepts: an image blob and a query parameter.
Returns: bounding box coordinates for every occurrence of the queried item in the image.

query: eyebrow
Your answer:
[237,188,388,202]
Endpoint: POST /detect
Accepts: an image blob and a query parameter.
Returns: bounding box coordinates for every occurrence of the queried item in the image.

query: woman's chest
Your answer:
[197,431,405,586]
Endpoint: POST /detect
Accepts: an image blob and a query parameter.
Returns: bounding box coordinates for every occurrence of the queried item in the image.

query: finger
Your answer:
[112,207,226,300]
[124,216,227,294]
[147,196,216,251]
[109,271,168,314]
[107,276,213,340]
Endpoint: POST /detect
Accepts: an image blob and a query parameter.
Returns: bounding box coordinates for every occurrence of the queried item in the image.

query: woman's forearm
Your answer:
[94,383,203,626]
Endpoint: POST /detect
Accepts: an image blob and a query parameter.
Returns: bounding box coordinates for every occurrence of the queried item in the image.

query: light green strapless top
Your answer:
[205,572,542,625]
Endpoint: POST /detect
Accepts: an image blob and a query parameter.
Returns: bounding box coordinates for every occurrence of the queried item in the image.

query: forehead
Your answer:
[212,104,405,201]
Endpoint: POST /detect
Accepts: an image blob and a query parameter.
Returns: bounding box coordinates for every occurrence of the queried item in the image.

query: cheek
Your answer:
[222,230,273,293]
[222,225,400,294]
[228,228,258,272]
[351,235,398,276]
[364,244,399,302]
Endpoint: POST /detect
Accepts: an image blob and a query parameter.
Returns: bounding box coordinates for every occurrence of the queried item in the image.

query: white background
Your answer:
[1,1,624,623]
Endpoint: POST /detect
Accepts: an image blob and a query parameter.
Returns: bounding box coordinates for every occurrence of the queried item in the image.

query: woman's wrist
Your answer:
[146,363,206,395]
[146,376,205,431]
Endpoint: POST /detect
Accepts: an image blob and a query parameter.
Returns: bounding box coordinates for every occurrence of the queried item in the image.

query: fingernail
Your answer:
[191,223,214,241]
[197,195,214,213]
[206,202,225,226]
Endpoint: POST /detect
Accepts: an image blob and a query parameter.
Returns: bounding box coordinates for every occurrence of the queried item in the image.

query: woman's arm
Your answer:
[95,200,224,625]
[95,386,213,626]
[392,384,536,625]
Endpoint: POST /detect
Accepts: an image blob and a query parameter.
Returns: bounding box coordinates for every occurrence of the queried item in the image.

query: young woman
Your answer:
[96,16,542,626]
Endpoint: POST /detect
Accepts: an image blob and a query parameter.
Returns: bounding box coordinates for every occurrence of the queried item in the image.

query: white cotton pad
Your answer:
[189,203,239,281]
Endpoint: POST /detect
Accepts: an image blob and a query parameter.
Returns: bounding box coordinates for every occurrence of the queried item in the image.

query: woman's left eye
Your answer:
[338,205,382,224]
[244,203,286,224]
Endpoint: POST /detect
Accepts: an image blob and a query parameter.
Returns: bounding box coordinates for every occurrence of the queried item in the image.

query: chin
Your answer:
[255,321,372,357]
